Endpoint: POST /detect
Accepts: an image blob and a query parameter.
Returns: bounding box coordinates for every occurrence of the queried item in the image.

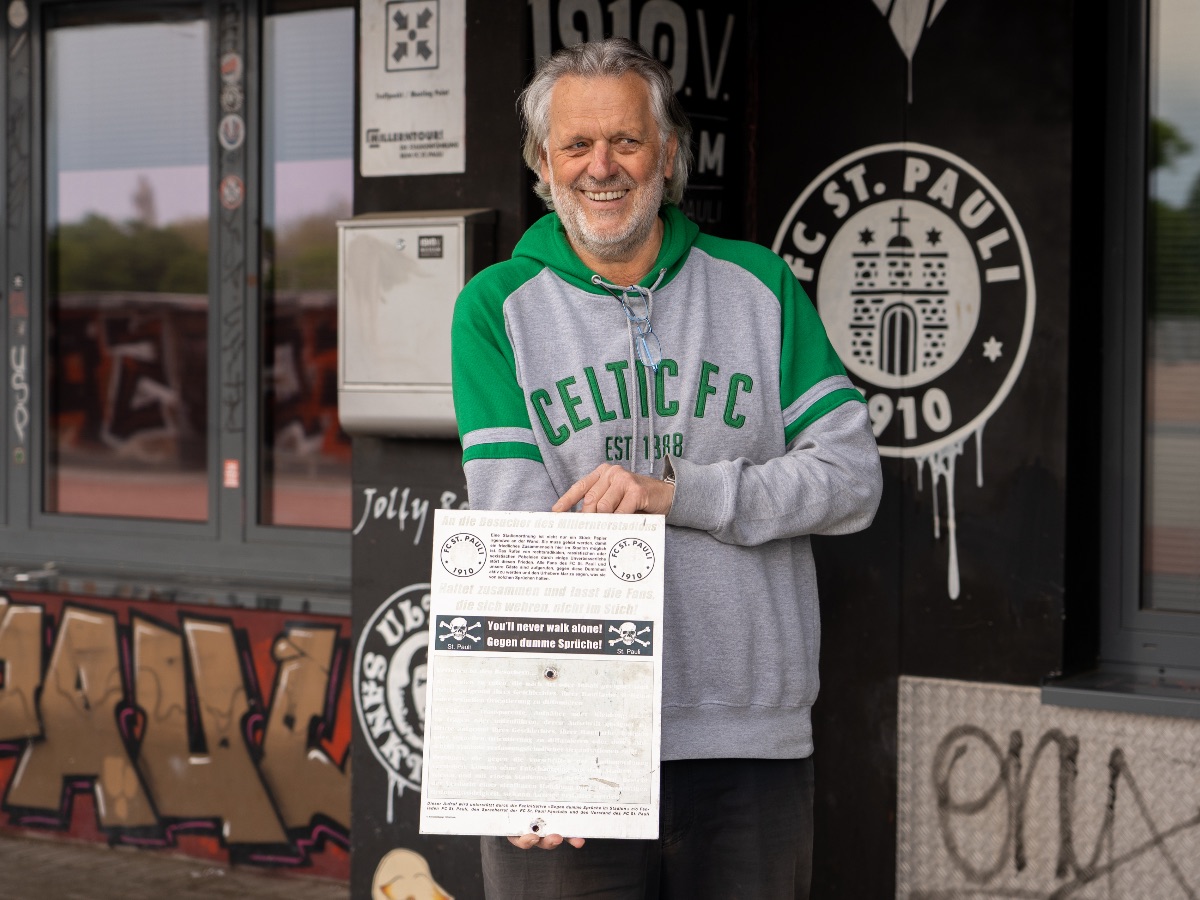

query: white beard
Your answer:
[549,151,667,265]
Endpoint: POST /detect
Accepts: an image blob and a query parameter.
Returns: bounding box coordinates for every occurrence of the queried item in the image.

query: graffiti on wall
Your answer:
[348,460,480,899]
[8,279,30,464]
[52,297,209,468]
[774,143,1035,599]
[218,1,247,432]
[898,677,1200,899]
[352,483,468,542]
[350,481,469,823]
[354,583,430,824]
[0,592,351,872]
[372,848,455,900]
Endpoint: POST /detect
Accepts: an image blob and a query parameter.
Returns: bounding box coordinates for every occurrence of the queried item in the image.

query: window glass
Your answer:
[1145,0,1200,611]
[45,7,210,521]
[260,3,354,529]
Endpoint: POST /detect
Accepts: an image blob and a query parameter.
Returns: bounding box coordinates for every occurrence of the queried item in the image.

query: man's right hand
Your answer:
[508,833,587,850]
[552,463,674,515]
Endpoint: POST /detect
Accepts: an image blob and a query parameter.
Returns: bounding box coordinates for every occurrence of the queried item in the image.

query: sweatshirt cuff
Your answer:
[663,455,728,533]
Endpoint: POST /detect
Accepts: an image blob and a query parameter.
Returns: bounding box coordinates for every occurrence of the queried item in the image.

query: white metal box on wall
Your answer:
[337,209,495,436]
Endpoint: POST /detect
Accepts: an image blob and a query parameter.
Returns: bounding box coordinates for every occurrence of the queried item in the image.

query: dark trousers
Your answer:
[480,756,814,900]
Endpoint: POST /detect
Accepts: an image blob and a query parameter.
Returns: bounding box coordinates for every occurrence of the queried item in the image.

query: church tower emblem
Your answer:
[772,142,1034,461]
[774,142,1036,600]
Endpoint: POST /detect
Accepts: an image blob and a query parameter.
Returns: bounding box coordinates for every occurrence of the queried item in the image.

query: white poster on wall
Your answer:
[420,509,665,840]
[360,0,465,176]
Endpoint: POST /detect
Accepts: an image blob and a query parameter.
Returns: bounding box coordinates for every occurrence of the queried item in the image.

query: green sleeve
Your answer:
[693,234,864,443]
[451,262,545,464]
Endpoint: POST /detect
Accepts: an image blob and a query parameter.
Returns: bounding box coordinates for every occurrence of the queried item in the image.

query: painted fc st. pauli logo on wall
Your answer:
[773,143,1035,598]
[354,583,430,821]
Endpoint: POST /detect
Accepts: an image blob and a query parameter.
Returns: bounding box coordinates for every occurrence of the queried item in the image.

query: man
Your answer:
[451,37,882,900]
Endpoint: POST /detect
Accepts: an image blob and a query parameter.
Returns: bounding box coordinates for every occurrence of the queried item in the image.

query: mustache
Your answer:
[570,175,636,192]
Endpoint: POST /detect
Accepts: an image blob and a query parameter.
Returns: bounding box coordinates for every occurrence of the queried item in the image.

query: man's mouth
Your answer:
[582,189,629,201]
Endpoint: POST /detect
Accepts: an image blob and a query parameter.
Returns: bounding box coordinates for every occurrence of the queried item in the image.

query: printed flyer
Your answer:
[419,509,665,840]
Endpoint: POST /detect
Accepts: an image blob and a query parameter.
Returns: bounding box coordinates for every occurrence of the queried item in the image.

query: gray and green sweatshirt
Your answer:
[451,204,882,761]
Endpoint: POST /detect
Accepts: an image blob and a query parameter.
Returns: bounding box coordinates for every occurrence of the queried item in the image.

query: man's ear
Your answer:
[539,147,550,184]
[663,133,678,180]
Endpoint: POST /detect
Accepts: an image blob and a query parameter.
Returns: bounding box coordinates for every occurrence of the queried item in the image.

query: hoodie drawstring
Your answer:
[591,269,666,477]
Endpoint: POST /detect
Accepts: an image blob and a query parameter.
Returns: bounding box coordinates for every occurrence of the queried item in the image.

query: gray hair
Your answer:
[518,37,693,208]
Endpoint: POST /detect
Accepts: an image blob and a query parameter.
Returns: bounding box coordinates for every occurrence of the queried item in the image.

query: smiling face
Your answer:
[540,73,676,274]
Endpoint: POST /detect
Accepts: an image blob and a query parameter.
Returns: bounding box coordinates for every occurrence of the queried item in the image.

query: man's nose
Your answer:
[587,142,617,179]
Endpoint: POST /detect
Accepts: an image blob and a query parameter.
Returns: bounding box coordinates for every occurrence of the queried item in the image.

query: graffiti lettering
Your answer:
[97,320,189,460]
[133,617,286,842]
[259,626,351,831]
[932,725,1200,898]
[351,486,468,542]
[9,344,28,443]
[6,608,157,827]
[0,597,43,739]
[217,2,246,434]
[0,597,350,867]
[222,301,245,432]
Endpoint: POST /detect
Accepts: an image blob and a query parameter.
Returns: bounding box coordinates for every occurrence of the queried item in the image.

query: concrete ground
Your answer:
[0,832,349,900]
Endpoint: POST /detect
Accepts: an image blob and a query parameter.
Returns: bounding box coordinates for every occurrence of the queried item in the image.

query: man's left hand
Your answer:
[552,464,674,515]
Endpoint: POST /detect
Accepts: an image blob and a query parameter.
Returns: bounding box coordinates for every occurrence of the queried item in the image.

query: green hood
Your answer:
[512,204,700,293]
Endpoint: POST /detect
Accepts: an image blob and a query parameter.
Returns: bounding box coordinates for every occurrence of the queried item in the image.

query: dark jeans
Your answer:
[480,756,814,900]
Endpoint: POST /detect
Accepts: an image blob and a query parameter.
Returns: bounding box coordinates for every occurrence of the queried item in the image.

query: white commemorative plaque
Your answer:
[419,509,665,840]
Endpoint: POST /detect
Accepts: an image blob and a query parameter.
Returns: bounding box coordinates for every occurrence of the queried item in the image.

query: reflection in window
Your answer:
[1145,0,1200,610]
[261,3,354,529]
[45,7,210,521]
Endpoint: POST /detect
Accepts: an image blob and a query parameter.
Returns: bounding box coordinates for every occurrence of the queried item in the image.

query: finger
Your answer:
[553,468,604,512]
[583,467,631,513]
[578,467,619,513]
[508,833,542,850]
[565,837,586,849]
[534,833,565,850]
[594,471,649,515]
[584,478,621,514]
[613,482,647,514]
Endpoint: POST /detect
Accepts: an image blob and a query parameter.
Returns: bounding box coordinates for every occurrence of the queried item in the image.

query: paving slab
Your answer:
[0,833,349,900]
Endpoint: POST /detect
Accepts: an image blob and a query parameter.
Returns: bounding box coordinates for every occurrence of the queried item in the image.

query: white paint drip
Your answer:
[974,422,985,488]
[916,430,986,601]
[872,0,953,103]
[387,772,399,824]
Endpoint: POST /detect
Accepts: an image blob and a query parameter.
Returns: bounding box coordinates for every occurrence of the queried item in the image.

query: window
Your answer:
[45,5,211,522]
[0,0,353,605]
[1143,0,1200,615]
[1100,0,1200,672]
[260,2,354,529]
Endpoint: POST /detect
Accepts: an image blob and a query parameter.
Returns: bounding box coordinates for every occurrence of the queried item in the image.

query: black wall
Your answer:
[757,2,1074,895]
[349,1,530,895]
[350,2,1078,897]
[351,438,479,898]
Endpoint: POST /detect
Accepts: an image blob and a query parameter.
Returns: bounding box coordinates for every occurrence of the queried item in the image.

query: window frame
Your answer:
[0,0,350,608]
[1100,0,1200,671]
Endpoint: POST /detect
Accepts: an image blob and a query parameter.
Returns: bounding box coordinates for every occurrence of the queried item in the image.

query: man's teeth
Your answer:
[584,190,628,200]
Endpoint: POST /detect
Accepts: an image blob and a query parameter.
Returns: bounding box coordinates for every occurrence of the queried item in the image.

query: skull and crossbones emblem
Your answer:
[438,616,481,643]
[608,622,651,647]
